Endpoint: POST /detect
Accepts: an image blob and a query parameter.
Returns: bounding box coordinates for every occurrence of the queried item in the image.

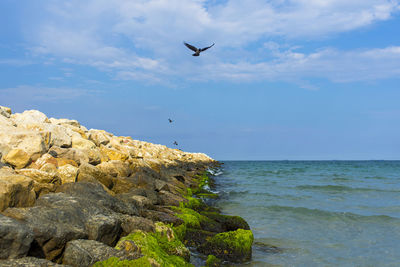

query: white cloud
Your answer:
[0,85,100,102]
[21,0,400,84]
[198,45,400,83]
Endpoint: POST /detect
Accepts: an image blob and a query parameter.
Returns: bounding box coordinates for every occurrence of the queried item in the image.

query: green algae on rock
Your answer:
[205,254,222,267]
[98,222,193,267]
[198,229,254,263]
[200,211,250,231]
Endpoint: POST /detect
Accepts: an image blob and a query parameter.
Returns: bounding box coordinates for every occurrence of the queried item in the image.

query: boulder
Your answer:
[0,128,50,162]
[198,229,253,263]
[117,214,155,235]
[57,164,78,184]
[100,146,129,162]
[141,210,183,226]
[116,193,154,211]
[31,154,58,169]
[11,110,49,126]
[3,149,31,169]
[0,214,34,259]
[56,182,138,216]
[71,135,96,151]
[158,190,187,206]
[2,195,89,261]
[88,129,111,146]
[0,171,36,211]
[16,169,60,184]
[62,239,135,267]
[2,187,130,261]
[48,147,89,166]
[77,163,114,189]
[97,160,132,177]
[85,214,122,246]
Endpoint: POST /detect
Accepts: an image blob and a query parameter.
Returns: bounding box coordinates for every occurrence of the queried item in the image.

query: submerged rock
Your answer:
[198,229,254,262]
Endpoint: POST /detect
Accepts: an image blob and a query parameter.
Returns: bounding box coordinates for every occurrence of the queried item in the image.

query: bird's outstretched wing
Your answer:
[200,43,215,52]
[184,42,198,52]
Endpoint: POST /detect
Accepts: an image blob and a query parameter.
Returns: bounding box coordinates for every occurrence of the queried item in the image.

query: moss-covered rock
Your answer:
[93,256,154,267]
[205,254,222,266]
[171,207,222,233]
[110,222,193,267]
[181,196,206,211]
[183,228,216,247]
[200,212,250,231]
[154,222,190,261]
[198,229,253,263]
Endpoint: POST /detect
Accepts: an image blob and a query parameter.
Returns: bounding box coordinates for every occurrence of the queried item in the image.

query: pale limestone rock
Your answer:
[32,154,59,169]
[49,118,80,127]
[48,147,89,166]
[77,162,114,189]
[11,110,49,126]
[16,169,60,184]
[44,124,73,148]
[71,135,96,150]
[97,160,132,178]
[56,158,78,167]
[0,128,50,161]
[88,129,111,146]
[100,146,129,162]
[0,170,36,211]
[39,163,58,173]
[84,147,102,165]
[3,149,31,169]
[57,164,78,184]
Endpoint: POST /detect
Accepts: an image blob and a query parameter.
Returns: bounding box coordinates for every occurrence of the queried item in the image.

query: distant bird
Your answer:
[168,118,173,123]
[173,141,178,146]
[184,42,215,56]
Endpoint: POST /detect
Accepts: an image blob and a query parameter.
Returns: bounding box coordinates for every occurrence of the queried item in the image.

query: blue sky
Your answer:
[1,0,400,160]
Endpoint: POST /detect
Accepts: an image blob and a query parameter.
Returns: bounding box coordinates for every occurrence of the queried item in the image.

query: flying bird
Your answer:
[173,141,178,146]
[168,118,173,123]
[184,42,215,56]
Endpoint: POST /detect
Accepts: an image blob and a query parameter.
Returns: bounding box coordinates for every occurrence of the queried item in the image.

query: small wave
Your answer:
[258,168,307,176]
[206,168,223,176]
[264,205,399,222]
[295,184,400,193]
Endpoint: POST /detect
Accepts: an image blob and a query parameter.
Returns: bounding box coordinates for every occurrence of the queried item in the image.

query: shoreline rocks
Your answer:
[0,107,253,266]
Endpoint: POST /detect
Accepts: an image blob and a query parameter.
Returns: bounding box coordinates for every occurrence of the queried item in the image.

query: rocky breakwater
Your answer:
[0,106,253,267]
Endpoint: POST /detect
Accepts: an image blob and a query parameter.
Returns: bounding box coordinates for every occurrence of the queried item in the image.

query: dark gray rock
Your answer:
[57,182,138,216]
[0,214,34,259]
[3,195,89,261]
[2,186,130,261]
[63,239,138,267]
[0,257,68,267]
[141,209,183,226]
[85,214,121,246]
[118,214,155,235]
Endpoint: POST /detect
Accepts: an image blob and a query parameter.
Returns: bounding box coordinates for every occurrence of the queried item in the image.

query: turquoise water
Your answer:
[214,161,400,267]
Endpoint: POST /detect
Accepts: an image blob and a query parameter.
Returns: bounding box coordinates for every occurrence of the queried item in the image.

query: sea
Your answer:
[212,161,400,267]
